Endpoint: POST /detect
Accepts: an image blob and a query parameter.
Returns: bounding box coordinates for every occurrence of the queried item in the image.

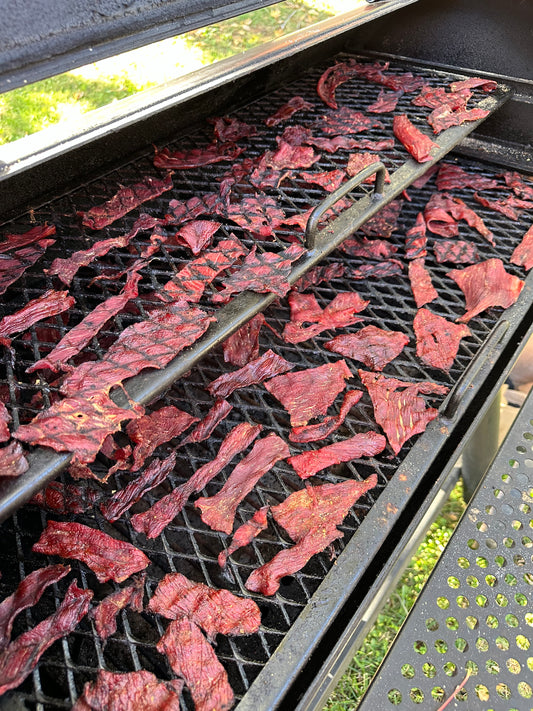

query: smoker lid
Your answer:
[0,0,281,94]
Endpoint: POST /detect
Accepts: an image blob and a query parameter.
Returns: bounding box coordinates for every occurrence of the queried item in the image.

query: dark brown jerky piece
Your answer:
[321,107,383,135]
[448,258,525,322]
[196,434,289,534]
[409,258,438,308]
[153,142,244,170]
[0,402,10,443]
[222,314,266,367]
[503,171,533,201]
[80,174,173,230]
[414,308,471,372]
[148,572,261,639]
[264,359,353,427]
[473,192,533,221]
[307,135,394,153]
[218,506,269,567]
[126,407,198,471]
[289,389,363,444]
[33,520,150,583]
[316,60,358,109]
[299,169,345,192]
[367,89,403,113]
[433,239,479,265]
[219,195,286,239]
[360,199,403,238]
[511,225,533,271]
[0,224,56,253]
[72,670,183,711]
[100,453,178,522]
[428,105,489,134]
[293,262,345,291]
[346,153,390,183]
[282,291,368,344]
[341,237,397,260]
[208,350,295,399]
[30,481,101,514]
[174,220,221,255]
[350,260,403,280]
[436,163,500,191]
[0,238,56,296]
[405,212,428,259]
[0,290,74,346]
[245,476,377,596]
[265,96,314,126]
[393,114,439,162]
[91,574,145,641]
[449,77,498,93]
[0,443,30,478]
[209,116,256,142]
[131,422,261,539]
[360,370,449,455]
[179,399,233,447]
[157,618,234,711]
[325,325,409,371]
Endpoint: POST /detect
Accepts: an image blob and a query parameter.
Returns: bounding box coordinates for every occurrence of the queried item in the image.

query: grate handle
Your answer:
[304,162,387,250]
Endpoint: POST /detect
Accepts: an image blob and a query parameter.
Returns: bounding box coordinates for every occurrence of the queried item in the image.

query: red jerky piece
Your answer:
[360,370,449,455]
[503,171,533,201]
[414,308,471,372]
[72,670,183,711]
[325,325,409,371]
[220,196,286,239]
[473,192,533,221]
[428,105,489,134]
[289,389,363,444]
[126,407,198,471]
[157,618,234,711]
[449,258,525,322]
[179,399,233,447]
[30,481,100,514]
[282,291,369,344]
[393,114,439,162]
[412,164,439,189]
[218,506,269,567]
[0,402,10,443]
[351,260,403,280]
[0,580,92,696]
[409,258,438,308]
[246,476,377,596]
[449,77,498,93]
[131,422,261,539]
[293,262,345,291]
[210,116,256,142]
[367,89,403,113]
[223,314,266,367]
[434,239,480,265]
[100,452,178,522]
[412,85,471,111]
[153,143,244,170]
[212,244,306,304]
[299,169,345,192]
[425,192,495,244]
[249,163,291,191]
[405,212,428,259]
[80,174,173,230]
[0,239,56,296]
[33,520,149,583]
[149,572,261,639]
[436,163,500,191]
[288,431,385,479]
[511,225,533,271]
[360,199,403,238]
[346,153,390,183]
[264,359,352,427]
[174,220,221,255]
[266,96,314,126]
[0,442,29,477]
[0,290,74,346]
[91,574,145,641]
[0,224,56,253]
[263,141,319,170]
[279,125,313,146]
[353,61,426,92]
[0,564,70,651]
[317,60,358,109]
[308,135,394,153]
[321,107,383,135]
[208,349,295,399]
[196,434,289,534]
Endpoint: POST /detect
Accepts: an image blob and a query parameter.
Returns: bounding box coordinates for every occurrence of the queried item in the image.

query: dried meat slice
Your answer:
[126,407,198,471]
[179,399,233,447]
[208,350,294,399]
[316,60,358,109]
[153,143,244,170]
[223,314,266,367]
[409,258,438,308]
[405,212,428,260]
[393,114,439,163]
[341,238,397,260]
[503,171,533,201]
[289,389,362,444]
[346,153,390,183]
[428,105,489,134]
[321,107,383,135]
[424,192,494,244]
[307,135,394,153]
[325,325,409,371]
[0,290,74,347]
[448,258,525,322]
[367,89,403,113]
[449,77,498,93]
[72,670,183,711]
[91,575,145,641]
[511,224,533,271]
[411,85,471,111]
[29,481,101,515]
[433,239,479,265]
[282,291,369,344]
[218,196,286,239]
[209,116,256,142]
[473,192,533,221]
[0,224,56,253]
[351,260,403,280]
[0,402,11,443]
[265,96,314,126]
[263,141,319,170]
[359,370,449,455]
[0,239,56,296]
[436,163,500,191]
[33,520,150,583]
[293,262,345,292]
[196,434,289,534]
[360,199,403,239]
[218,506,269,567]
[298,169,345,192]
[174,220,221,255]
[414,308,471,371]
[0,442,29,477]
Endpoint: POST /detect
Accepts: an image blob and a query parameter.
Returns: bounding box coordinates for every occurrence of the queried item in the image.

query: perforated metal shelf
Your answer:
[358,389,533,711]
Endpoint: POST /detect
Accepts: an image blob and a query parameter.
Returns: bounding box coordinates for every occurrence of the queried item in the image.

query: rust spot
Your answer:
[398,473,407,482]
[386,502,398,515]
[440,425,449,434]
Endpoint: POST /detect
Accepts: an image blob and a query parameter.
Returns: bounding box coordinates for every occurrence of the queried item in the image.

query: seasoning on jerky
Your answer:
[317,60,358,109]
[30,481,101,514]
[0,442,29,478]
[0,402,10,443]
[126,407,198,471]
[346,153,390,183]
[33,520,150,583]
[503,171,533,201]
[0,290,74,348]
[264,359,352,427]
[131,422,261,539]
[293,262,345,291]
[179,399,233,447]
[222,314,266,367]
[511,224,533,271]
[245,476,377,596]
[436,163,500,191]
[208,350,294,399]
[0,223,56,253]
[433,239,480,265]
[414,308,471,372]
[72,670,183,711]
[196,434,289,534]
[321,107,383,135]
[299,169,345,192]
[266,96,314,126]
[351,260,403,280]
[393,114,439,163]
[282,291,369,344]
[209,116,256,143]
[154,143,244,170]
[360,370,449,455]
[289,389,363,444]
[91,574,145,641]
[367,89,403,113]
[448,258,525,322]
[473,192,533,221]
[218,506,269,567]
[360,199,403,238]
[409,258,438,308]
[325,325,409,371]
[0,238,56,296]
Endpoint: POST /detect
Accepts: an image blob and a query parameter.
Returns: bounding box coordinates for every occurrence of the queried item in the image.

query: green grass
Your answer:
[324,480,466,710]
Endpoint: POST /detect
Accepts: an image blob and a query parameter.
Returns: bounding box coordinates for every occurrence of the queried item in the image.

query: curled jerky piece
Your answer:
[503,171,533,201]
[409,258,438,308]
[33,520,150,583]
[72,670,183,711]
[317,60,358,109]
[208,350,294,399]
[266,96,313,126]
[393,114,438,162]
[325,325,409,371]
[511,225,533,271]
[174,220,221,255]
[367,88,403,113]
[218,506,269,567]
[179,399,233,447]
[30,481,101,515]
[0,223,56,253]
[428,105,489,134]
[0,442,29,477]
[405,212,427,260]
[282,291,369,344]
[289,389,363,444]
[0,238,56,296]
[424,192,494,244]
[0,290,74,347]
[210,116,256,142]
[414,308,471,371]
[91,574,145,641]
[473,192,533,221]
[153,142,244,170]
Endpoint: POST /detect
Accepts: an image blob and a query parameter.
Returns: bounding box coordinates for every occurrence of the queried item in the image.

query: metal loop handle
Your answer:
[305,161,387,250]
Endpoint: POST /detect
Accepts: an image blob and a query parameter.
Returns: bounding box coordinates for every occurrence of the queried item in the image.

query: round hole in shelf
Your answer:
[510,487,522,499]
[401,663,415,679]
[465,660,478,674]
[506,657,521,674]
[465,615,478,630]
[501,504,513,517]
[486,614,499,629]
[513,553,525,566]
[443,661,456,676]
[509,459,519,469]
[495,555,506,567]
[476,637,489,652]
[495,635,509,651]
[515,592,528,606]
[496,593,508,607]
[466,575,479,587]
[494,488,504,499]
[457,556,470,569]
[526,613,533,627]
[467,538,479,550]
[425,618,438,632]
[485,538,497,550]
[504,573,517,586]
[519,503,531,514]
[447,576,460,589]
[516,445,527,454]
[436,596,449,609]
[522,538,533,549]
[409,687,424,704]
[476,521,488,532]
[434,639,447,654]
[387,689,402,705]
[476,594,488,608]
[523,572,533,584]
[455,687,468,702]
[518,681,533,699]
[505,613,519,627]
[476,555,489,568]
[503,536,515,548]
[446,616,459,631]
[422,662,436,678]
[527,657,533,671]
[485,504,496,515]
[523,431,533,440]
[475,684,490,701]
[516,634,530,650]
[496,682,512,700]
[413,640,427,655]
[525,459,533,468]
[485,574,497,586]
[486,658,500,674]
[456,595,469,609]
[431,687,445,702]
[455,638,468,653]
[511,519,523,531]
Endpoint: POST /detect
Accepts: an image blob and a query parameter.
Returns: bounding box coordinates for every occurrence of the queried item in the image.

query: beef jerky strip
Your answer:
[409,258,438,308]
[448,258,525,322]
[218,506,269,567]
[212,244,306,304]
[473,192,533,221]
[0,442,30,477]
[289,389,363,444]
[325,325,409,371]
[179,399,233,447]
[412,85,471,111]
[159,236,246,303]
[33,520,150,583]
[28,269,143,373]
[299,169,345,192]
[0,238,56,296]
[250,163,292,191]
[367,89,403,113]
[436,163,500,191]
[405,212,428,259]
[91,574,145,641]
[360,199,403,238]
[100,452,178,522]
[424,192,458,237]
[80,174,173,230]
[428,105,489,134]
[157,618,234,711]
[265,96,313,126]
[503,171,533,201]
[196,434,289,534]
[360,370,449,455]
[0,564,70,651]
[208,350,294,399]
[0,581,92,696]
[449,77,498,93]
[307,135,394,153]
[434,239,480,265]
[262,141,319,170]
[317,60,358,109]
[126,407,198,471]
[153,142,244,170]
[166,192,222,224]
[0,224,55,253]
[0,402,10,443]
[351,260,403,280]
[412,163,439,189]
[264,359,353,427]
[72,670,183,711]
[414,308,471,372]
[209,116,256,142]
[346,153,391,183]
[0,290,75,347]
[222,314,266,367]
[293,262,345,292]
[393,114,439,163]
[427,192,495,244]
[282,291,369,344]
[131,422,261,539]
[246,476,377,596]
[354,62,425,93]
[174,220,221,255]
[148,572,261,639]
[511,224,533,271]
[30,481,101,514]
[320,107,383,135]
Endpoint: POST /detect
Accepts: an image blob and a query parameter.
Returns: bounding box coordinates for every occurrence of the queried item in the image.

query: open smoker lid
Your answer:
[0,0,281,93]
